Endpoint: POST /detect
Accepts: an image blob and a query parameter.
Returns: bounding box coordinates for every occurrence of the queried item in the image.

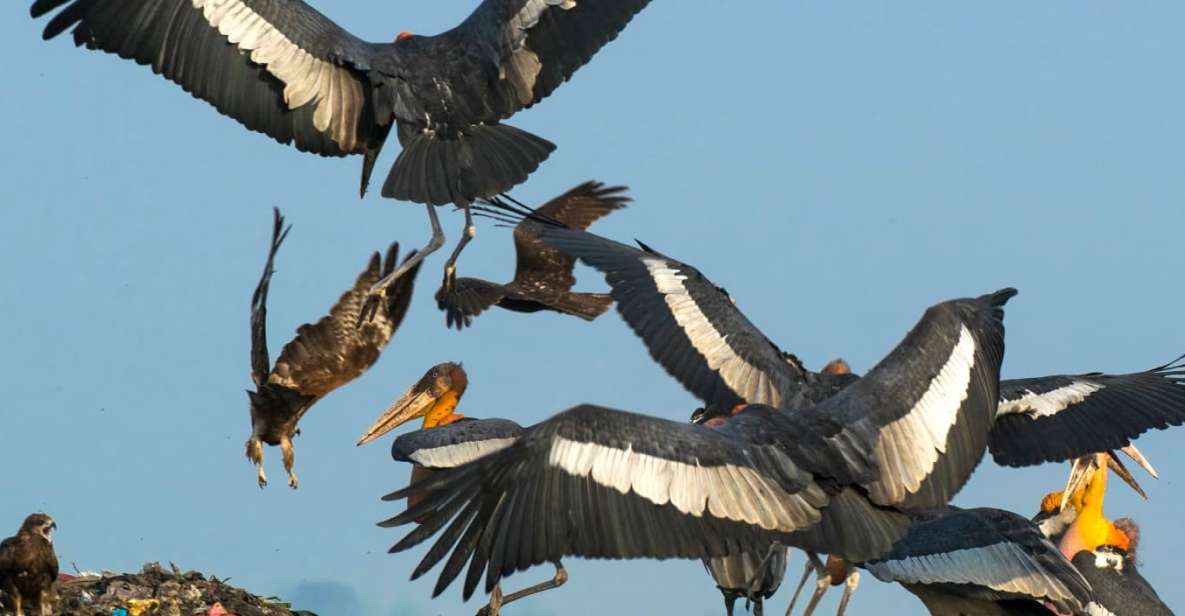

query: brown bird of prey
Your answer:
[0,513,58,616]
[435,181,629,329]
[247,208,421,489]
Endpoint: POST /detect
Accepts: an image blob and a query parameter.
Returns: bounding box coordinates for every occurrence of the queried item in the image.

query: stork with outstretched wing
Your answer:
[534,223,1185,614]
[378,288,1015,603]
[30,0,655,297]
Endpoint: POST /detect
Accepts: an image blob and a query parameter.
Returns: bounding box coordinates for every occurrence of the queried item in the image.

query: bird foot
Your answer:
[257,469,268,489]
[476,584,503,616]
[287,472,299,489]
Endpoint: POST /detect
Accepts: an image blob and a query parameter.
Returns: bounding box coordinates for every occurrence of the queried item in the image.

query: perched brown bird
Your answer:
[0,513,58,616]
[435,181,628,329]
[246,208,421,489]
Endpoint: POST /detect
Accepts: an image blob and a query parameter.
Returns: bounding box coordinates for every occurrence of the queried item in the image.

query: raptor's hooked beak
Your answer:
[41,521,56,544]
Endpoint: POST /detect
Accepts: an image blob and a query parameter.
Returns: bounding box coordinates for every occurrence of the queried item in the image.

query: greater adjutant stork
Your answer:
[29,0,655,295]
[357,362,565,616]
[246,209,420,488]
[533,224,1185,612]
[377,287,1016,602]
[436,181,629,330]
[866,454,1173,616]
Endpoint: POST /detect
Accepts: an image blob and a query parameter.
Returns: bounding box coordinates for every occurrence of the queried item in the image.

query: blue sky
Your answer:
[2,2,1182,615]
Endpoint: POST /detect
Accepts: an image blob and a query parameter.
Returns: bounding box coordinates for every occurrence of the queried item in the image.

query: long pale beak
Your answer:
[357,388,438,446]
[1119,444,1158,479]
[1061,453,1108,511]
[1105,451,1147,500]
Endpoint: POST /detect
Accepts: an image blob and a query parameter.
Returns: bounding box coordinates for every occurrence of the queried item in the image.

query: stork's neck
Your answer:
[1058,465,1129,558]
[422,390,463,428]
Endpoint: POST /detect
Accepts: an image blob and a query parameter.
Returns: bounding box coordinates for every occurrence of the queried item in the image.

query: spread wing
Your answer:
[539,227,813,408]
[381,403,910,600]
[510,181,629,293]
[392,418,525,469]
[864,507,1092,614]
[813,289,1013,509]
[424,0,653,125]
[269,244,420,399]
[990,356,1185,466]
[31,0,381,154]
[250,208,289,387]
[434,278,509,331]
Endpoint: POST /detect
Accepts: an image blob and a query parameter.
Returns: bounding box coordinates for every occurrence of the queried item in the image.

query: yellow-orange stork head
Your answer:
[357,362,469,445]
[820,358,851,375]
[1056,453,1133,560]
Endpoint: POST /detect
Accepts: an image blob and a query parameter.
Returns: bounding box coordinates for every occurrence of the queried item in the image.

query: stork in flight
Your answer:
[376,286,1017,602]
[358,362,564,616]
[535,223,1185,612]
[29,0,655,298]
[867,453,1173,616]
[246,209,419,488]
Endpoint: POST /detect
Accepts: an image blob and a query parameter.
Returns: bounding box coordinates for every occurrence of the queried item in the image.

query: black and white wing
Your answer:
[1070,550,1173,616]
[539,227,814,409]
[381,403,910,600]
[392,418,524,469]
[423,1,652,125]
[31,0,381,156]
[250,208,289,387]
[990,356,1185,466]
[864,507,1093,615]
[814,289,1014,509]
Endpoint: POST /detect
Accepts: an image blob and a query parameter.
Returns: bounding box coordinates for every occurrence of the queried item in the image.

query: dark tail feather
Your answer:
[382,124,555,205]
[547,292,614,321]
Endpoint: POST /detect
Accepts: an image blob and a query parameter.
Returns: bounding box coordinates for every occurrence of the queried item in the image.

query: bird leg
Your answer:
[360,203,445,323]
[38,588,52,616]
[745,543,783,595]
[834,570,859,616]
[281,436,298,489]
[476,562,567,616]
[753,597,764,616]
[723,594,737,616]
[477,583,504,616]
[11,590,23,616]
[246,437,267,489]
[441,197,476,290]
[785,552,827,616]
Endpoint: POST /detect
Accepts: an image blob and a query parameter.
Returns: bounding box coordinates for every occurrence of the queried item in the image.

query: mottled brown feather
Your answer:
[269,245,419,400]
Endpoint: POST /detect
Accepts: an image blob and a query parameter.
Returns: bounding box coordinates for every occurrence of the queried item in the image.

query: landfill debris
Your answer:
[39,563,318,616]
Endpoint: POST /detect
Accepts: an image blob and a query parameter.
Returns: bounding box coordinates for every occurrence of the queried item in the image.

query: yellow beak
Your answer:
[357,386,439,446]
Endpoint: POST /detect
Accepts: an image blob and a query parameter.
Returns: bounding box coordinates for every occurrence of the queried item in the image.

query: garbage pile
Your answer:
[51,563,316,616]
